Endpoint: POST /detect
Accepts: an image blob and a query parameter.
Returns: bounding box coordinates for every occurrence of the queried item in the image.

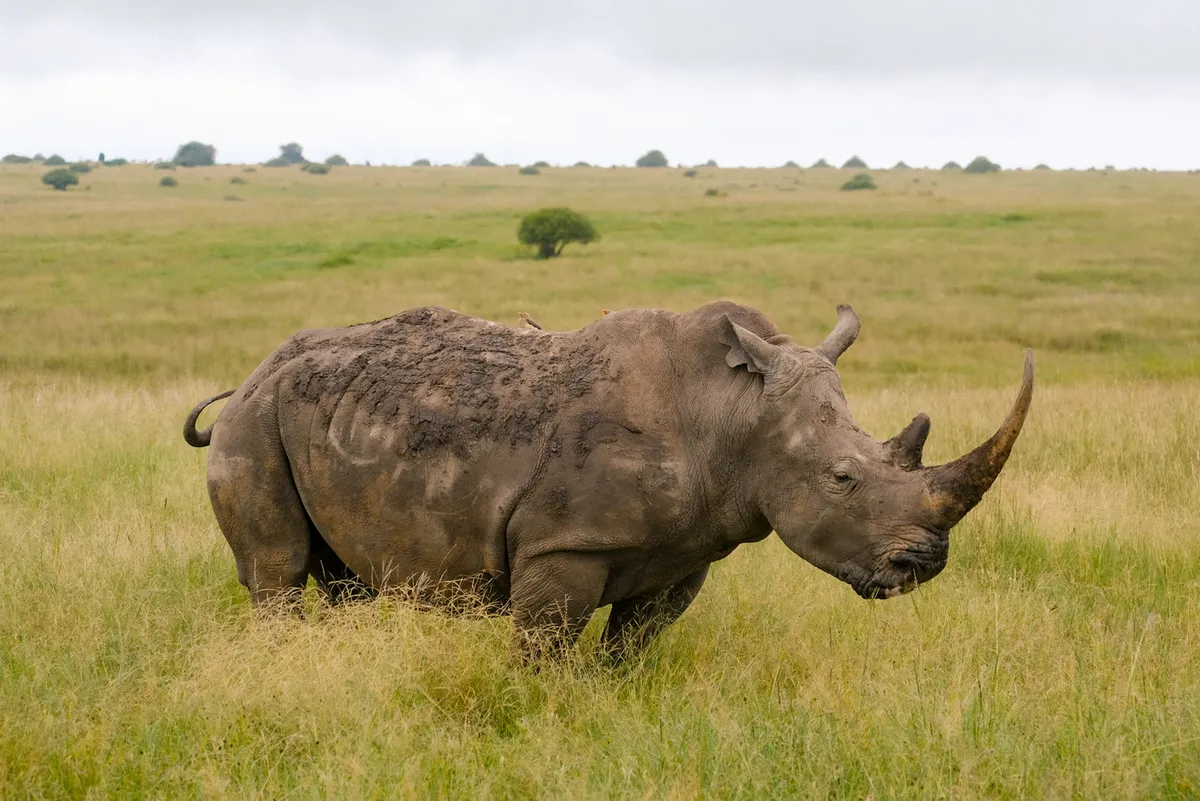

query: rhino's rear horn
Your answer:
[816,305,860,365]
[887,413,931,469]
[926,350,1035,526]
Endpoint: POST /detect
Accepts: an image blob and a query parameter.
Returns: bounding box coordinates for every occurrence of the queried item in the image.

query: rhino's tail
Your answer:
[183,389,236,448]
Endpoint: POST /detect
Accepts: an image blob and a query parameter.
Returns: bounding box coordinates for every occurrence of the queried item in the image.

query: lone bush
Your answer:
[636,149,668,168]
[573,161,591,167]
[105,158,128,166]
[705,188,724,197]
[842,155,868,169]
[811,159,832,168]
[532,161,551,168]
[263,157,291,168]
[173,141,216,167]
[942,161,962,171]
[42,169,79,190]
[230,176,248,184]
[892,161,911,169]
[324,154,348,167]
[154,162,175,170]
[704,159,718,167]
[44,155,67,166]
[964,156,1000,174]
[159,176,178,187]
[1034,163,1052,170]
[411,158,432,167]
[518,207,598,259]
[2,154,33,164]
[518,166,540,175]
[683,169,698,178]
[302,163,330,174]
[783,160,800,168]
[68,162,92,174]
[467,153,496,167]
[841,173,876,191]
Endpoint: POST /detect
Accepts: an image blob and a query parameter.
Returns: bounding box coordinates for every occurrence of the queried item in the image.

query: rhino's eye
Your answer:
[833,471,853,483]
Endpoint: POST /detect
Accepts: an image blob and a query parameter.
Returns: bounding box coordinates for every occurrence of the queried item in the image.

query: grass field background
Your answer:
[1,162,1198,798]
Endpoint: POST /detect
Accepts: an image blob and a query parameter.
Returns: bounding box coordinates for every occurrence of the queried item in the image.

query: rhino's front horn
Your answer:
[816,305,861,365]
[926,350,1035,526]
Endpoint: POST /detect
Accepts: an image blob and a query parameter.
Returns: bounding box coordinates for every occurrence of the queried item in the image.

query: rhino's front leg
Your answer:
[509,552,608,662]
[601,565,710,663]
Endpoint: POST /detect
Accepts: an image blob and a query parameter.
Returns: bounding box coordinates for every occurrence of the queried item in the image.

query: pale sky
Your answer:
[2,1,1198,169]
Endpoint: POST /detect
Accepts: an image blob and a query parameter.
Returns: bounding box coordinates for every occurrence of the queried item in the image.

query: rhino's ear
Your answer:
[721,318,781,375]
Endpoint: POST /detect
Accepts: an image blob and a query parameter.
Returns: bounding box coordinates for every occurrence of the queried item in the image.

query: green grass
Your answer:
[1,163,1199,798]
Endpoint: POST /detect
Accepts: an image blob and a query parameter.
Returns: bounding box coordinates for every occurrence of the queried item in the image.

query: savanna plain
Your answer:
[1,162,1199,799]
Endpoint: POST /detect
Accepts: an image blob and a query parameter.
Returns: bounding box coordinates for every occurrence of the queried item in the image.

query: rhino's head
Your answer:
[723,306,1034,599]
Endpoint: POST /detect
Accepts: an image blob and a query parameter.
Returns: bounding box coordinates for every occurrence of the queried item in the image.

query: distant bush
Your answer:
[230,176,248,184]
[279,143,306,164]
[683,169,698,178]
[411,158,432,167]
[302,163,330,174]
[518,207,598,259]
[941,161,962,171]
[964,156,1000,174]
[263,157,291,168]
[704,159,718,167]
[532,161,551,168]
[154,162,176,170]
[783,160,800,168]
[68,162,92,174]
[223,195,243,202]
[467,153,496,167]
[842,155,868,169]
[42,169,79,190]
[1034,164,1052,170]
[159,176,178,187]
[32,153,46,161]
[44,155,67,166]
[892,161,911,169]
[323,154,349,167]
[2,154,33,164]
[242,167,257,173]
[840,173,876,191]
[705,188,724,197]
[636,149,668,168]
[518,166,541,175]
[811,159,832,168]
[573,161,591,167]
[173,141,216,167]
[104,158,128,167]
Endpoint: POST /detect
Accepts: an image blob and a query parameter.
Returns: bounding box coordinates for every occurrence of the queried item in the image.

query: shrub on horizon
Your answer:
[635,149,668,168]
[964,156,1001,174]
[172,141,216,167]
[842,155,868,169]
[159,176,178,187]
[467,153,496,167]
[841,173,876,191]
[324,155,349,166]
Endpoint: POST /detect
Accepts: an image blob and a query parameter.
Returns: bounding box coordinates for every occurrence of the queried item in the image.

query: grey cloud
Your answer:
[4,0,1200,80]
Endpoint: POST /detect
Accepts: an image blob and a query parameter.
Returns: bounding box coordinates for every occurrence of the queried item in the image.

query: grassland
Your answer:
[1,161,1199,798]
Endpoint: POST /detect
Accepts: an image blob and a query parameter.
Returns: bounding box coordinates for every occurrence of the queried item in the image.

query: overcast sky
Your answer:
[2,1,1198,169]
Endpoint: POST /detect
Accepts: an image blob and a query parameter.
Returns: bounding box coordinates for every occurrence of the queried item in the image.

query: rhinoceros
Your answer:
[184,302,1033,659]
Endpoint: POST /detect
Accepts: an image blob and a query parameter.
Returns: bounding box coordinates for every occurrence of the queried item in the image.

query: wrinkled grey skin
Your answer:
[184,302,1034,660]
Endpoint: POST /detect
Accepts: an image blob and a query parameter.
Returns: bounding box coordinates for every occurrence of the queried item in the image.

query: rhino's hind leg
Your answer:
[308,530,377,606]
[207,436,312,614]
